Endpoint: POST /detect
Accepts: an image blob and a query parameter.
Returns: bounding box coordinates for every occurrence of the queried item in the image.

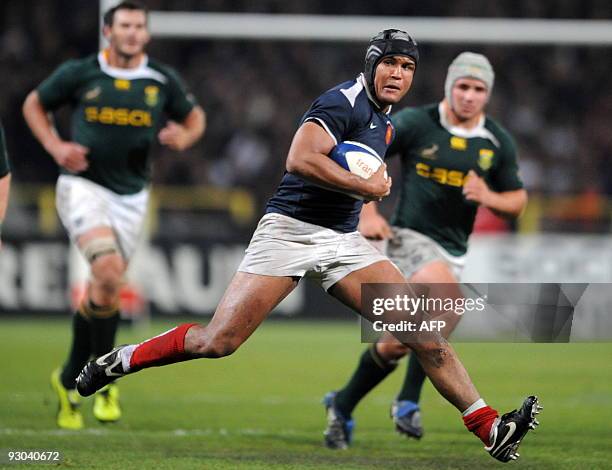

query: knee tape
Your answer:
[81,237,120,263]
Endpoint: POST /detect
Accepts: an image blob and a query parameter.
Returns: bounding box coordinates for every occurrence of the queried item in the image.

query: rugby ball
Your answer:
[328,141,385,200]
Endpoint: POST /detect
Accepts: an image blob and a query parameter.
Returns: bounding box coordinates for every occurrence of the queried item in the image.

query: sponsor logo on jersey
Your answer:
[385,122,393,145]
[450,136,467,151]
[420,144,439,159]
[478,149,494,170]
[85,106,152,127]
[369,122,377,129]
[144,85,159,107]
[416,162,466,187]
[114,79,131,90]
[84,86,102,101]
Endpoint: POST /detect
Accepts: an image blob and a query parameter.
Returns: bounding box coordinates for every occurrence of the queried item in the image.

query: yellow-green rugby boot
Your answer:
[93,383,122,423]
[50,368,84,430]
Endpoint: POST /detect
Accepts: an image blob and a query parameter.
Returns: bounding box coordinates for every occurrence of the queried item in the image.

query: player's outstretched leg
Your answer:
[76,322,194,397]
[328,260,541,461]
[77,273,297,397]
[388,264,463,439]
[328,261,464,442]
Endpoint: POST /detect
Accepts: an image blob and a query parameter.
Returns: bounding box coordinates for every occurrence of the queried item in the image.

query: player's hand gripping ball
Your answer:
[328,141,387,200]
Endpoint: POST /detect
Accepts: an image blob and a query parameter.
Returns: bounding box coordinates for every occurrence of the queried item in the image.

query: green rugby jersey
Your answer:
[37,52,196,194]
[388,103,523,256]
[0,120,9,177]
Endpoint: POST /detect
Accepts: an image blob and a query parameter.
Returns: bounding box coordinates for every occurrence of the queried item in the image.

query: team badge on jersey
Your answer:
[385,122,393,145]
[450,136,467,151]
[114,79,131,90]
[478,148,494,170]
[84,86,101,101]
[144,86,159,107]
[420,144,438,159]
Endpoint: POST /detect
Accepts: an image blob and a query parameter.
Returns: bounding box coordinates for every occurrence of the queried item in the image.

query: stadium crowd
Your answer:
[0,0,610,232]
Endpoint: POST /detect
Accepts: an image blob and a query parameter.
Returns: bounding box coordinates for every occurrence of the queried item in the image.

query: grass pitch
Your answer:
[1,318,611,469]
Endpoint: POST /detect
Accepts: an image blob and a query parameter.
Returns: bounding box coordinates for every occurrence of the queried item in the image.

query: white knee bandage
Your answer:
[81,237,120,263]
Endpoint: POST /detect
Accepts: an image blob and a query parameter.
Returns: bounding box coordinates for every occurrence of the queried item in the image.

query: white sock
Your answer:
[121,344,136,373]
[462,398,487,417]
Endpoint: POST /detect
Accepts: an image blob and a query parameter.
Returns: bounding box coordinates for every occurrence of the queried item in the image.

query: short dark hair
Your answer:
[103,1,148,27]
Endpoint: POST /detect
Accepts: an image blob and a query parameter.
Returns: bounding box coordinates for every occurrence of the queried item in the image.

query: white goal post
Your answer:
[100,1,612,46]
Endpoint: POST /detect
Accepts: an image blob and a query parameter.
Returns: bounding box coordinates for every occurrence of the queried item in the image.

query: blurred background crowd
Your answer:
[1,0,611,239]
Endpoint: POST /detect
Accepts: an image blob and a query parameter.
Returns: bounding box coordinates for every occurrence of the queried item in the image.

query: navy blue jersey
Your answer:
[0,120,9,177]
[266,74,394,232]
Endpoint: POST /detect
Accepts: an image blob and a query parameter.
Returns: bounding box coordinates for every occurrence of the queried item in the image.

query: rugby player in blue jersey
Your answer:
[76,31,539,463]
[325,52,532,448]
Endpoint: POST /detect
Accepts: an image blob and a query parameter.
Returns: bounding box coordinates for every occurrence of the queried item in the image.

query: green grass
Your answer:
[1,318,611,469]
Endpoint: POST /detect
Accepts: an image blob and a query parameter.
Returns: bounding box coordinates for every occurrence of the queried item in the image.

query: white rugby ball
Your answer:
[328,141,386,200]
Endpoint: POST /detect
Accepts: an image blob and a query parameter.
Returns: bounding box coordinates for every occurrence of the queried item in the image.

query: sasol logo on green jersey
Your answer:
[85,106,152,127]
[416,162,465,187]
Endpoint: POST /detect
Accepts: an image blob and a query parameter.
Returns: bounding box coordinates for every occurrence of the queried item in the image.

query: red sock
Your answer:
[463,406,499,446]
[129,323,198,370]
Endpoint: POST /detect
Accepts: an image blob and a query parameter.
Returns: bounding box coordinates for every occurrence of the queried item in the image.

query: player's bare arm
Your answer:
[359,202,393,240]
[463,169,527,218]
[0,173,10,219]
[286,122,391,200]
[158,105,206,151]
[0,173,10,249]
[22,91,89,172]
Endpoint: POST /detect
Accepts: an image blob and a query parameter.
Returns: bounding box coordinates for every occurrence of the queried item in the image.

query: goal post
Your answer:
[99,1,612,46]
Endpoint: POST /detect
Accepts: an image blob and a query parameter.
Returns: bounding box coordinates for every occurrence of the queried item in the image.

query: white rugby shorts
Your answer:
[387,227,466,280]
[238,213,389,291]
[55,175,148,260]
